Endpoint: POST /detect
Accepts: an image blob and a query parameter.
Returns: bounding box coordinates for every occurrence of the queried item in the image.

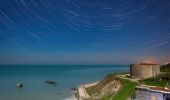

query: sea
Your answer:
[0,65,129,100]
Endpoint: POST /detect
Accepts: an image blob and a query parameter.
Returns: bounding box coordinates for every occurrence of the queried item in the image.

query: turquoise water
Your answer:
[0,65,129,100]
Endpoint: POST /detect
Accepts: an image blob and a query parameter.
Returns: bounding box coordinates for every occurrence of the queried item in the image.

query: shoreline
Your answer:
[0,65,129,100]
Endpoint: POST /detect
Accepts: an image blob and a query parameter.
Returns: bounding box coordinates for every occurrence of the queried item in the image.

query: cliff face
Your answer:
[86,73,121,99]
[92,80,121,98]
[85,73,138,100]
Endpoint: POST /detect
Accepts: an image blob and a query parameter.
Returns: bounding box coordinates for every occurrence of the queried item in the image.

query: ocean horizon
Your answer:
[0,65,129,100]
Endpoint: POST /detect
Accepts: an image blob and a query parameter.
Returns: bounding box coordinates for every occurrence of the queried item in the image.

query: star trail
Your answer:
[0,0,170,64]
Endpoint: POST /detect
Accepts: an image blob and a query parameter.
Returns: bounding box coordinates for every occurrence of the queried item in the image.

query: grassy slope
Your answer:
[86,73,118,96]
[101,79,138,100]
[86,66,170,100]
[86,73,138,100]
[139,79,166,87]
[87,76,166,100]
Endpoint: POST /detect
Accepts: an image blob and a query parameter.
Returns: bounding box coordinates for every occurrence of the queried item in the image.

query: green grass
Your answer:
[86,71,170,100]
[139,72,170,87]
[101,79,138,100]
[86,73,138,100]
[140,79,166,87]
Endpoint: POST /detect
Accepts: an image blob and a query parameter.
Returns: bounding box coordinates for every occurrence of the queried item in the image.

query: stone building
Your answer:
[130,63,160,79]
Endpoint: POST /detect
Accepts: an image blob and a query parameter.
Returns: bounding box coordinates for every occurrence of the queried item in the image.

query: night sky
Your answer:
[0,0,170,64]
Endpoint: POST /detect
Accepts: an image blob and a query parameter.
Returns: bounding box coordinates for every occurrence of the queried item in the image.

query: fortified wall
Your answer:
[130,63,160,79]
[131,86,170,100]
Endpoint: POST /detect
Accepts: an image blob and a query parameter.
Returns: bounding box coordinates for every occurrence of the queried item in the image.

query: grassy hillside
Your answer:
[86,73,118,96]
[85,65,170,100]
[86,73,138,100]
[101,79,138,100]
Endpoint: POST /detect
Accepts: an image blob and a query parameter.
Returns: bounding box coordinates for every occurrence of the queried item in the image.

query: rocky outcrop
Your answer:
[45,80,57,85]
[14,83,23,88]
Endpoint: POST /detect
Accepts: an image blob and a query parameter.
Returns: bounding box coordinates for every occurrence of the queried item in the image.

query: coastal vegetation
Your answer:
[86,73,118,96]
[139,64,170,87]
[101,79,138,100]
[86,73,138,100]
[139,72,170,87]
[85,66,170,100]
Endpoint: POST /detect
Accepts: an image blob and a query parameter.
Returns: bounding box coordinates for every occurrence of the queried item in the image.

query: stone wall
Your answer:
[131,88,170,100]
